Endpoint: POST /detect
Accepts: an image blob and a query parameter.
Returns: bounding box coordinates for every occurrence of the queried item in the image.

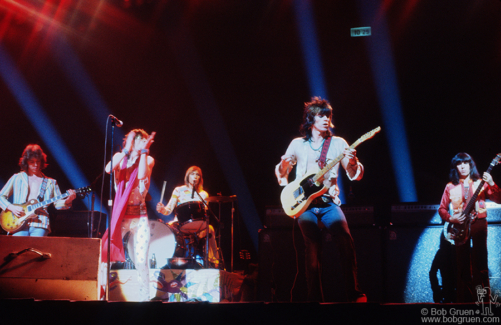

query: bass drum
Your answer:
[127,220,177,268]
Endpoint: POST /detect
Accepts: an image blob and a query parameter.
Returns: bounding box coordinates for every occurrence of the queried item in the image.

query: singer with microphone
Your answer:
[156,166,219,267]
[101,128,155,301]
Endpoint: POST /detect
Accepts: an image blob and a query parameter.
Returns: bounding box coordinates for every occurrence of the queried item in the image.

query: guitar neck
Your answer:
[313,139,363,183]
[27,192,70,213]
[462,160,496,216]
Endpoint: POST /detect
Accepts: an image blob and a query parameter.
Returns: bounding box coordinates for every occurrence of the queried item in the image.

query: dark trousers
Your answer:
[455,218,489,302]
[297,201,362,302]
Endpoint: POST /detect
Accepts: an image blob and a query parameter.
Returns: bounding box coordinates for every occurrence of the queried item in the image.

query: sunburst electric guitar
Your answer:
[444,153,501,245]
[280,127,381,218]
[0,186,92,233]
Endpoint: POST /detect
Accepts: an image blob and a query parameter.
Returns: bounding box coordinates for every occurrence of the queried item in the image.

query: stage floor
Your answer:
[2,299,501,325]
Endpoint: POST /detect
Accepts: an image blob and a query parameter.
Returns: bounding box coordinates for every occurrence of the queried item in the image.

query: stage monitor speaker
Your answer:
[0,236,101,300]
[50,210,107,237]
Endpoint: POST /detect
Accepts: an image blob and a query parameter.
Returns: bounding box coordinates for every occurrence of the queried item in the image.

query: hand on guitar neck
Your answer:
[5,188,77,217]
[449,172,494,225]
[1,187,89,233]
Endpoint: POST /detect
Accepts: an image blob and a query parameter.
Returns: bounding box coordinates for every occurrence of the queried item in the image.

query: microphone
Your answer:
[109,115,123,127]
[191,180,196,199]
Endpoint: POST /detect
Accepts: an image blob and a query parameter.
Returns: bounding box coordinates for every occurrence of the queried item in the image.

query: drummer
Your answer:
[156,166,219,268]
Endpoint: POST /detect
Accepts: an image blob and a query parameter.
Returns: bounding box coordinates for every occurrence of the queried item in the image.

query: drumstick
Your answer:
[160,181,167,204]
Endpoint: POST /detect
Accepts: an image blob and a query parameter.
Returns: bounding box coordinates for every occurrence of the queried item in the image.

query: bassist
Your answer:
[0,144,76,236]
[438,152,501,302]
[275,97,366,302]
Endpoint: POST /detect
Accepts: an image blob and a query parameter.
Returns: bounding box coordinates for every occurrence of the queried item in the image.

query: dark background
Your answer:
[1,0,501,266]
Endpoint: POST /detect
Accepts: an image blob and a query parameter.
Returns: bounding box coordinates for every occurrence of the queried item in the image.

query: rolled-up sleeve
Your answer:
[275,140,298,186]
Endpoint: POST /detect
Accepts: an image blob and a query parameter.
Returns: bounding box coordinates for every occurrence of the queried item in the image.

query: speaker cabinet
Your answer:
[50,211,107,237]
[257,226,307,302]
[0,236,101,300]
[258,208,382,302]
[385,217,501,303]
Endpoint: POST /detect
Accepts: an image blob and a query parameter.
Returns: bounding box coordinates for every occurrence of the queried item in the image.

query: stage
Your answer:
[3,299,501,325]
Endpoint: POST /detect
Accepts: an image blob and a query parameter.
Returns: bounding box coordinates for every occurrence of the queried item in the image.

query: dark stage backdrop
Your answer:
[1,1,501,265]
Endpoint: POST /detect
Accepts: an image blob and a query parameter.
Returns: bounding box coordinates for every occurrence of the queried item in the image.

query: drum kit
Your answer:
[120,195,237,270]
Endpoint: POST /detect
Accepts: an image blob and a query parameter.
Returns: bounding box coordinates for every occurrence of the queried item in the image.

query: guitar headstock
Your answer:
[360,126,381,141]
[75,186,93,194]
[493,154,501,166]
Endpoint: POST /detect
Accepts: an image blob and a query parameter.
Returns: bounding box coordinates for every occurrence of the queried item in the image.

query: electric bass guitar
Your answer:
[444,153,501,245]
[280,127,381,218]
[0,186,92,233]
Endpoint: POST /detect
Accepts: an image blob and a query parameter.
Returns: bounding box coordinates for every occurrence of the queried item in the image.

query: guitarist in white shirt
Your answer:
[0,144,76,236]
[275,97,366,302]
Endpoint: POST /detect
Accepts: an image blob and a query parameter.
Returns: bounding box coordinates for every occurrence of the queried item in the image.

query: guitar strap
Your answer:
[37,177,48,203]
[318,137,332,169]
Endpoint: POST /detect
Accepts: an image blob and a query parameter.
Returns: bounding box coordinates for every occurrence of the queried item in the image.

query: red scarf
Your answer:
[101,156,139,262]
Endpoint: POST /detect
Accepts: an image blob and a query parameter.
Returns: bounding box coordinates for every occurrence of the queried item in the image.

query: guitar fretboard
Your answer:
[26,192,70,213]
[313,127,380,183]
[462,156,500,216]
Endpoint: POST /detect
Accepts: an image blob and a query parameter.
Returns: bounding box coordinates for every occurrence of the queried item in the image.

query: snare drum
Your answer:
[126,220,177,269]
[175,201,208,234]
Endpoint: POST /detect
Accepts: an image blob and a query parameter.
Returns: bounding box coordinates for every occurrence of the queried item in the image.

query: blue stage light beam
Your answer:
[357,0,417,202]
[293,0,327,99]
[167,23,262,249]
[293,0,348,203]
[0,44,92,208]
[50,34,162,215]
[52,36,119,135]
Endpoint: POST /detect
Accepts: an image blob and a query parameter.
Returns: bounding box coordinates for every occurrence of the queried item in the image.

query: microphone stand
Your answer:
[193,188,220,269]
[105,120,117,301]
[89,192,94,238]
[88,173,103,238]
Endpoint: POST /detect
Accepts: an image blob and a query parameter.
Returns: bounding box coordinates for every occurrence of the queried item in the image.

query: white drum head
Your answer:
[127,220,176,268]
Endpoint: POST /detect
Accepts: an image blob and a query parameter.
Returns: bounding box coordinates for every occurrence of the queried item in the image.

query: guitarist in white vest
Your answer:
[275,97,366,302]
[438,152,501,302]
[0,144,76,236]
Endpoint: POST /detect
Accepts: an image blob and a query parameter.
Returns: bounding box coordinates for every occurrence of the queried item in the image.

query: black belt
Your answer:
[310,196,333,206]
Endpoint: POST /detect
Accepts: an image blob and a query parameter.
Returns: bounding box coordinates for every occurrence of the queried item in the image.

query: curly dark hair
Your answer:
[449,152,480,185]
[184,166,203,192]
[299,96,333,141]
[19,144,47,173]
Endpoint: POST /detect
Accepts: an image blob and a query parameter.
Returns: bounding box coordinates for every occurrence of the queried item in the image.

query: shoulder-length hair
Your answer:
[19,144,48,172]
[449,152,480,185]
[184,166,203,192]
[299,96,334,141]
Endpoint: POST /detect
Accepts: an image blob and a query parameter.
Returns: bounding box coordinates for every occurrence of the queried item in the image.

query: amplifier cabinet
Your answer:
[51,211,107,237]
[0,236,101,300]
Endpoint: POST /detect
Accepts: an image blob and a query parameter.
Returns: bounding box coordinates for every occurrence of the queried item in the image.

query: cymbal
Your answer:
[206,195,237,203]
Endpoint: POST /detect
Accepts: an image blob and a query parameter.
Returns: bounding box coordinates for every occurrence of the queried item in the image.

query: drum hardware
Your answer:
[178,189,217,269]
[207,195,237,272]
[205,195,237,203]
